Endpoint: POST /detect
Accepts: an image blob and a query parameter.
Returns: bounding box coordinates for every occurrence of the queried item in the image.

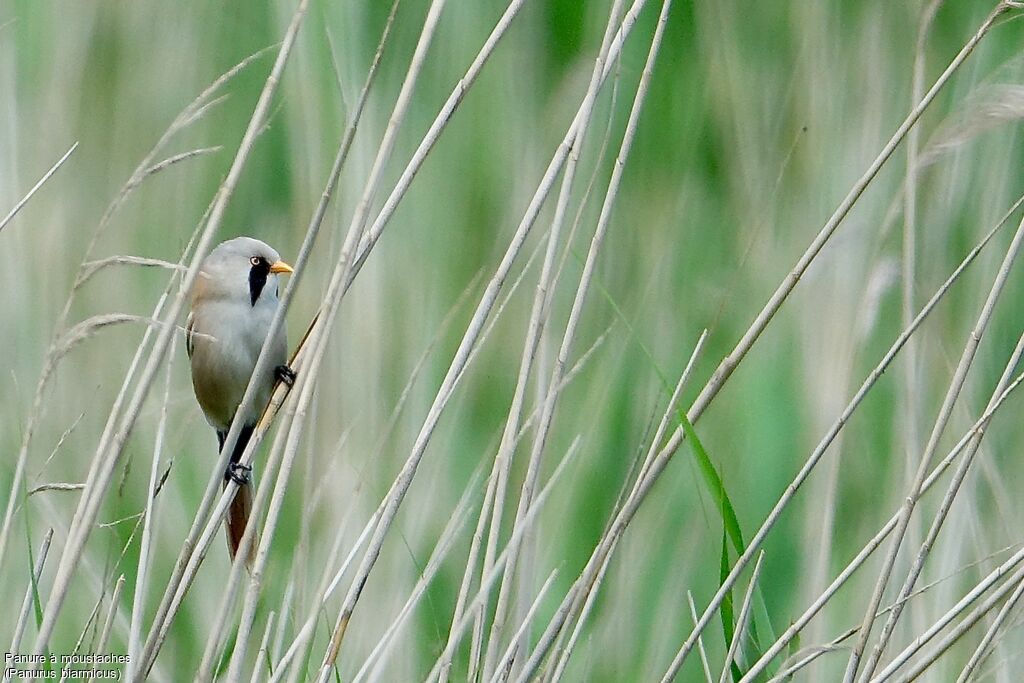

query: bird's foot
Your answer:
[275,364,296,387]
[226,462,252,485]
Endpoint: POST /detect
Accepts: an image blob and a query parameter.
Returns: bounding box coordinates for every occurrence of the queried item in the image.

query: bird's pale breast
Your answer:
[188,297,285,432]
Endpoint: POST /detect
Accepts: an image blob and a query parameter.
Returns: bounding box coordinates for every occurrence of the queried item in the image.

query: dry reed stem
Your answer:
[168,4,404,678]
[618,6,1016,676]
[763,542,1024,680]
[248,611,276,683]
[898,0,942,495]
[443,53,622,683]
[347,0,645,292]
[444,329,612,683]
[851,180,1024,681]
[419,437,581,683]
[287,1,454,677]
[863,329,1024,675]
[268,273,479,681]
[688,592,714,683]
[35,0,310,660]
[267,503,381,683]
[741,368,1024,682]
[954,562,1024,681]
[546,329,709,683]
[872,549,1024,681]
[76,256,188,286]
[347,0,529,283]
[485,1,670,675]
[96,574,124,655]
[312,0,628,671]
[0,70,229,668]
[220,9,550,665]
[895,3,942,649]
[4,528,53,683]
[210,409,300,682]
[718,552,764,683]
[352,469,484,682]
[542,166,1022,683]
[485,569,559,683]
[0,141,77,234]
[476,0,631,672]
[124,335,176,680]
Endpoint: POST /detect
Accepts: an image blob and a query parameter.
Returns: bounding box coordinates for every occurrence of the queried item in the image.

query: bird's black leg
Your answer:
[275,364,296,387]
[223,423,256,485]
[226,462,252,485]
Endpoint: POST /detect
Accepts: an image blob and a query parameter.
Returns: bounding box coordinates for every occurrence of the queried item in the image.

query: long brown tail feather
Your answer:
[225,480,257,570]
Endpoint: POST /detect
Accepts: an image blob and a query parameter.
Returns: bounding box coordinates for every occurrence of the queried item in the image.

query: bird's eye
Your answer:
[250,256,261,267]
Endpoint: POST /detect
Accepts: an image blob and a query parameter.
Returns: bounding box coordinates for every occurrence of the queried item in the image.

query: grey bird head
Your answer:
[193,236,294,308]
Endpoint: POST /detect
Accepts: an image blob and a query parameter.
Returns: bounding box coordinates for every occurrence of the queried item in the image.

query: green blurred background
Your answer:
[5,1,1024,680]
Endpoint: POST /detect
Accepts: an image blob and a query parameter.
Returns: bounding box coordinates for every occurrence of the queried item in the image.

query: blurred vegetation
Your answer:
[5,1,1024,680]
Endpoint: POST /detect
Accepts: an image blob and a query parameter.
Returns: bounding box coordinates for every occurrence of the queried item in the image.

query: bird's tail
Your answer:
[225,479,256,570]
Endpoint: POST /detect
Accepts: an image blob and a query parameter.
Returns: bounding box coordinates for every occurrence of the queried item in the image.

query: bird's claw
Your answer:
[226,462,252,485]
[275,364,296,387]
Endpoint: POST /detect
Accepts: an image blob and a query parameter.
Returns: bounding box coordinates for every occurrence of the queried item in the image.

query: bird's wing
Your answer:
[185,312,196,359]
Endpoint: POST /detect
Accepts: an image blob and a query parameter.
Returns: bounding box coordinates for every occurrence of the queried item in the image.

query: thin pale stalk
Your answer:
[96,575,125,654]
[864,329,1024,677]
[602,19,1021,672]
[0,141,77,234]
[763,543,1024,681]
[355,470,483,683]
[320,0,629,669]
[740,370,1024,682]
[541,185,1023,683]
[227,396,317,681]
[485,570,559,683]
[686,0,1008,452]
[738,193,1024,681]
[248,612,276,683]
[852,192,1024,682]
[0,46,263,573]
[311,2,454,677]
[210,4,402,679]
[5,528,53,683]
[195,405,297,682]
[718,552,764,683]
[689,592,714,683]
[103,1,310,669]
[874,559,1024,682]
[898,0,942,487]
[349,0,528,281]
[347,0,645,290]
[440,321,609,683]
[266,505,380,683]
[474,0,629,666]
[954,564,1024,682]
[125,335,176,681]
[36,0,309,654]
[484,1,663,675]
[420,438,581,683]
[549,330,707,683]
[456,27,621,683]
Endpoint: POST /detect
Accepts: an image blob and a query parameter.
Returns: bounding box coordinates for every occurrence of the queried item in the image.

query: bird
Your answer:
[185,236,294,567]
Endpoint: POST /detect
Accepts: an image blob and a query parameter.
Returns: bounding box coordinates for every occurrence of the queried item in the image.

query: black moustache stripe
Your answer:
[249,262,269,306]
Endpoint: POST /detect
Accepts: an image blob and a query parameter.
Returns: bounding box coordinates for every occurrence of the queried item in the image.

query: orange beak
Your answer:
[269,260,294,274]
